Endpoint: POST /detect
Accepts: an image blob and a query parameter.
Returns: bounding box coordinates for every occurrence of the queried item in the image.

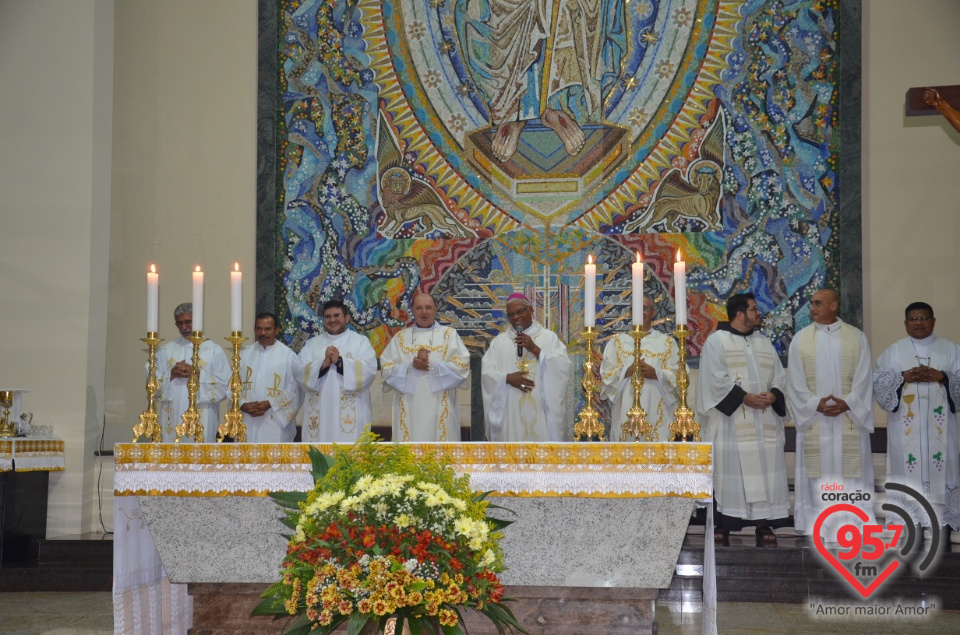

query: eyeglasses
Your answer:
[175,319,193,327]
[906,316,932,323]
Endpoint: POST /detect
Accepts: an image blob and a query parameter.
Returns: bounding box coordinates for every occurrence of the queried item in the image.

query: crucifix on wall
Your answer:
[906,85,960,134]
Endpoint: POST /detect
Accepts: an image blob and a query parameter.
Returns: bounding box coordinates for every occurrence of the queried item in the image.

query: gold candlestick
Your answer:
[621,325,652,441]
[218,331,248,442]
[574,326,605,441]
[133,333,164,442]
[669,324,700,441]
[176,331,206,443]
[0,390,14,437]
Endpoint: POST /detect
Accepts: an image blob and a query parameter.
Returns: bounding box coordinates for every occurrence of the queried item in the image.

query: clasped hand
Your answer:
[321,346,341,369]
[903,366,944,384]
[241,400,270,417]
[411,348,431,371]
[743,391,776,410]
[816,394,850,417]
[170,360,193,379]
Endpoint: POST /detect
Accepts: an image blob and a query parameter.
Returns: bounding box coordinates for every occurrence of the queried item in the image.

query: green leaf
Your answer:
[346,613,369,635]
[271,491,308,506]
[308,446,334,482]
[250,596,286,616]
[284,613,316,635]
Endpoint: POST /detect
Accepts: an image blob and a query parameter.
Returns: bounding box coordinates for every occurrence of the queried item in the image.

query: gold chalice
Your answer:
[0,390,14,437]
[903,393,916,418]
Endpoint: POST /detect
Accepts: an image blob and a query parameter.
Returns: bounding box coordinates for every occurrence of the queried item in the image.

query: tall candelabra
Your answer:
[668,325,700,441]
[175,331,206,443]
[574,326,605,441]
[620,325,652,441]
[133,332,164,442]
[218,331,248,442]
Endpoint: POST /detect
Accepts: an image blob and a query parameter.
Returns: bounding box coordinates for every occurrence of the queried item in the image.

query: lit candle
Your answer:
[631,252,643,326]
[192,266,204,332]
[584,255,596,328]
[674,251,687,326]
[230,263,242,332]
[147,265,159,333]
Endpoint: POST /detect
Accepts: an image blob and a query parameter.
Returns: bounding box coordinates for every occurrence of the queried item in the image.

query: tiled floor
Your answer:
[2,592,960,634]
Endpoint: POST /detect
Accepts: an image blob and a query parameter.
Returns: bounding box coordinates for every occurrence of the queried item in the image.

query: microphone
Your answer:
[516,325,524,358]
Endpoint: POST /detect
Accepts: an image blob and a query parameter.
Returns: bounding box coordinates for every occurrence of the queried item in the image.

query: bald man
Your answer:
[481,293,572,441]
[380,293,470,441]
[787,289,875,538]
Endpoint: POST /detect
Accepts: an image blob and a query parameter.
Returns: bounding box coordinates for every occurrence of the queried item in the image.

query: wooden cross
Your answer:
[906,85,960,116]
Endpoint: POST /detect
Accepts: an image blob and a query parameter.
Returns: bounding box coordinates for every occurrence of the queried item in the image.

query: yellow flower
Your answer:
[394,513,412,528]
[439,608,459,627]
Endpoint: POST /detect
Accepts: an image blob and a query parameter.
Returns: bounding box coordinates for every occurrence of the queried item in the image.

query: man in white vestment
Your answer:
[238,313,303,443]
[381,293,470,442]
[697,293,790,545]
[297,299,378,443]
[600,296,681,441]
[874,301,960,542]
[153,303,230,443]
[481,293,572,441]
[787,289,876,538]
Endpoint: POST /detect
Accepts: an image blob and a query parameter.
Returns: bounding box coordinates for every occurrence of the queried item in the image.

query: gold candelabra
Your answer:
[621,325,652,441]
[133,333,164,442]
[668,325,700,441]
[175,331,206,443]
[0,390,14,437]
[218,331,248,442]
[574,326,605,441]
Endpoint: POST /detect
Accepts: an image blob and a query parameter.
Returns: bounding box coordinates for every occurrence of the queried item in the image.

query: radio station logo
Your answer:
[813,482,942,599]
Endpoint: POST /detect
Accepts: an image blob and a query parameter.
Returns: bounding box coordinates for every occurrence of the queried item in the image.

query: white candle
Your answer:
[674,251,687,326]
[584,255,596,328]
[147,265,159,333]
[192,266,204,332]
[230,263,242,332]
[631,252,643,326]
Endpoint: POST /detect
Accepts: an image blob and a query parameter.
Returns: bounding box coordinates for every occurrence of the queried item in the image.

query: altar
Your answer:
[0,437,64,565]
[113,442,713,634]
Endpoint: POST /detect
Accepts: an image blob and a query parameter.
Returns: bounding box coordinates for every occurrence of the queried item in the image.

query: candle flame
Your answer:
[636,252,642,264]
[195,266,202,272]
[149,264,156,273]
[234,262,240,272]
[587,254,594,265]
[676,250,683,263]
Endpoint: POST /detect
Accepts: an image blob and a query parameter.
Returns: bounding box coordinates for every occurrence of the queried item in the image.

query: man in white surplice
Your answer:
[297,299,378,443]
[238,313,303,443]
[381,294,470,442]
[481,293,572,441]
[153,302,230,443]
[874,301,960,541]
[600,296,681,441]
[787,289,875,538]
[697,293,790,545]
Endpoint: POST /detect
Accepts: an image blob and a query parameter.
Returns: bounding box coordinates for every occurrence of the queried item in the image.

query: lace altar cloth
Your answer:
[0,438,65,472]
[113,442,713,498]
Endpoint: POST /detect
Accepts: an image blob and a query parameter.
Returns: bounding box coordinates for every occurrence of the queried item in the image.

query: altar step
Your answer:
[662,529,960,609]
[0,532,112,592]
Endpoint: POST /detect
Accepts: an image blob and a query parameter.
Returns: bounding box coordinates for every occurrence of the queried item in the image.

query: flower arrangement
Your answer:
[254,434,527,635]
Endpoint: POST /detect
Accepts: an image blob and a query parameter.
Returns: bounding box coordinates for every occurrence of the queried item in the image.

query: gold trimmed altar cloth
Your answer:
[114,442,712,498]
[0,438,65,472]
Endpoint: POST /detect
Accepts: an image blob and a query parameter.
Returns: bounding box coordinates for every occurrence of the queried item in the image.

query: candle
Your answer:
[631,252,643,326]
[147,265,159,333]
[584,255,596,328]
[192,266,204,332]
[230,263,242,332]
[674,251,687,326]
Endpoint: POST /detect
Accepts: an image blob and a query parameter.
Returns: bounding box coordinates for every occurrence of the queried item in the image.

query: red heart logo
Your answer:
[813,503,901,598]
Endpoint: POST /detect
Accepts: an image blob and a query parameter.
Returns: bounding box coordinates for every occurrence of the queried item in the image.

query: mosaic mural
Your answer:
[274,0,845,361]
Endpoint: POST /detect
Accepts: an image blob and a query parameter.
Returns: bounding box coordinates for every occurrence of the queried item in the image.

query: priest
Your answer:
[297,299,378,443]
[381,293,470,441]
[874,301,960,540]
[786,289,875,538]
[154,302,230,443]
[481,293,572,441]
[600,296,681,441]
[697,293,790,545]
[237,312,303,443]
